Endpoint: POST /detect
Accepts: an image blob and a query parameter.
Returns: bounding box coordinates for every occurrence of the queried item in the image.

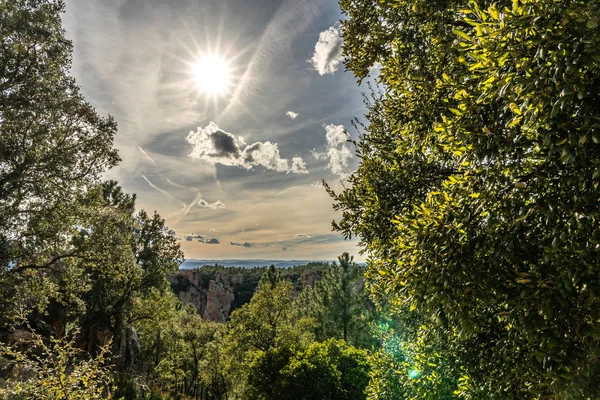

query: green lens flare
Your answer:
[408,369,420,379]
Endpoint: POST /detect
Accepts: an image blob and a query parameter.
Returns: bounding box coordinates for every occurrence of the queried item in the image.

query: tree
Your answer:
[0,0,119,265]
[332,0,600,397]
[297,253,375,348]
[0,325,113,399]
[75,182,183,363]
[224,279,313,399]
[0,0,119,328]
[132,291,228,399]
[276,339,370,400]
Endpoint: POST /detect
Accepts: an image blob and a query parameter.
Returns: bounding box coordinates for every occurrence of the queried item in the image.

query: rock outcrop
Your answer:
[169,265,326,323]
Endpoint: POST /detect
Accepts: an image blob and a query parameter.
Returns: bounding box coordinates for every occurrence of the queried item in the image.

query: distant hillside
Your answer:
[180,259,333,269]
[169,262,330,322]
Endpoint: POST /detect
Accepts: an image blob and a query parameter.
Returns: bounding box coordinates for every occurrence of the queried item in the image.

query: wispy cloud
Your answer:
[142,176,226,227]
[220,0,326,117]
[198,199,226,209]
[187,122,308,174]
[138,146,156,164]
[295,233,312,239]
[310,27,343,75]
[286,111,298,119]
[141,175,186,210]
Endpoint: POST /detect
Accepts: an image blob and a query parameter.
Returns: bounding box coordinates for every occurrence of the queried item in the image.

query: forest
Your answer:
[2,0,600,398]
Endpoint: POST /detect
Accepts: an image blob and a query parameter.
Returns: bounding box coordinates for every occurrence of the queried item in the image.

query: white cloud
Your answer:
[187,122,309,174]
[209,228,220,233]
[295,233,312,239]
[311,148,326,160]
[324,124,353,177]
[198,199,226,209]
[138,146,156,164]
[286,111,298,119]
[310,27,344,75]
[310,180,324,189]
[290,156,309,174]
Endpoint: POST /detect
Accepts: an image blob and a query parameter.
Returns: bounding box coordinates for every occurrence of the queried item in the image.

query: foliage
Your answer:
[0,0,119,273]
[0,326,113,399]
[366,320,461,400]
[224,279,313,398]
[334,0,600,397]
[297,253,375,348]
[276,339,370,400]
[133,291,228,399]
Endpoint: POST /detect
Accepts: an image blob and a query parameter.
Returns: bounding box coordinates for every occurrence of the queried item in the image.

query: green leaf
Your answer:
[453,29,472,42]
[509,103,521,115]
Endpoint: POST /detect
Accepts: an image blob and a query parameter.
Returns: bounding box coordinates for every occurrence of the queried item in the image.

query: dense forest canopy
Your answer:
[1,0,600,399]
[330,0,600,397]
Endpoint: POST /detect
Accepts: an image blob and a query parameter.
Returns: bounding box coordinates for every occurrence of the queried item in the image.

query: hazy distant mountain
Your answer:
[180,259,332,269]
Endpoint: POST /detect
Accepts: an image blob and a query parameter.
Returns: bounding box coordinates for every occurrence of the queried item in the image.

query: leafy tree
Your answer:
[75,182,182,364]
[132,291,228,399]
[224,279,313,399]
[0,0,119,269]
[297,253,374,348]
[259,264,281,288]
[276,339,370,400]
[0,0,119,329]
[0,325,113,399]
[333,0,600,397]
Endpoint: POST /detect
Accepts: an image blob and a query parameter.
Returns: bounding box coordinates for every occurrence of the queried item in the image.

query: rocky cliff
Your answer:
[169,264,325,323]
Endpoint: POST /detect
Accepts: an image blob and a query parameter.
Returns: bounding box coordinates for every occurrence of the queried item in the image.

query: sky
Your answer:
[63,0,373,261]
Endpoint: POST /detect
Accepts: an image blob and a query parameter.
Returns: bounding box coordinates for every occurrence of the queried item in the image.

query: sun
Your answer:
[192,54,232,95]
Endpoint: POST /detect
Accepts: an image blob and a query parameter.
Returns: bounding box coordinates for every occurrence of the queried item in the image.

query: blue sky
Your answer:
[63,0,374,260]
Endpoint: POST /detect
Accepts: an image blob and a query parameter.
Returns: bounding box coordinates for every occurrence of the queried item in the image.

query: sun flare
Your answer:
[192,55,232,95]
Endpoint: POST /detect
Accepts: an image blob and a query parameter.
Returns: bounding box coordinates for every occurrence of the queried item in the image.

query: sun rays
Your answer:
[192,54,232,95]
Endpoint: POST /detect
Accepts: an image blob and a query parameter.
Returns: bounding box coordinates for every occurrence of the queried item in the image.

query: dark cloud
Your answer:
[199,237,220,244]
[231,241,252,247]
[185,233,220,244]
[187,122,308,174]
[211,129,241,157]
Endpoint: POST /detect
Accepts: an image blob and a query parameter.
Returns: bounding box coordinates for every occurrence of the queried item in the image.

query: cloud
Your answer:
[286,111,298,119]
[218,0,325,118]
[184,233,220,244]
[187,122,308,174]
[295,233,312,239]
[310,180,324,189]
[198,199,226,209]
[138,146,156,164]
[324,124,353,177]
[290,157,309,174]
[141,175,186,210]
[209,228,220,233]
[231,241,252,248]
[311,148,326,160]
[310,27,344,75]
